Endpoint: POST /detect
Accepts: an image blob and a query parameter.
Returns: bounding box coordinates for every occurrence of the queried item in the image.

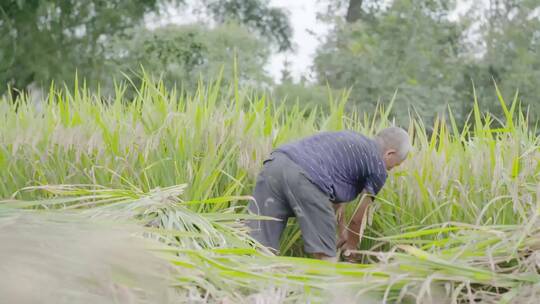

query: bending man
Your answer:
[247,127,411,261]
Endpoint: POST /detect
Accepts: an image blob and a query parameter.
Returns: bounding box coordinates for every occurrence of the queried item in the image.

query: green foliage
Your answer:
[315,0,467,123]
[271,81,339,112]
[0,0,163,91]
[464,0,540,118]
[112,23,271,91]
[0,0,291,94]
[315,0,540,124]
[204,0,293,51]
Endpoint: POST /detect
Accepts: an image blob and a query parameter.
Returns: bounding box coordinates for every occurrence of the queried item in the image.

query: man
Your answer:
[247,127,411,261]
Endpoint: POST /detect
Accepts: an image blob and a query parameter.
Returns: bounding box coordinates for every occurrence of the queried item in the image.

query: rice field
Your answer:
[1,76,539,303]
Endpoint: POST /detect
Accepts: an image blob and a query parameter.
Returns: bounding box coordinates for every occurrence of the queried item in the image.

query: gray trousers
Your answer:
[247,152,336,257]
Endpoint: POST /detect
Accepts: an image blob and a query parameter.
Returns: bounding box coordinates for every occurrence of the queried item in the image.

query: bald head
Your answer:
[374,127,411,170]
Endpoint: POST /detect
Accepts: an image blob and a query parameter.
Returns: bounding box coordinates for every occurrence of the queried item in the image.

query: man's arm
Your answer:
[341,194,373,253]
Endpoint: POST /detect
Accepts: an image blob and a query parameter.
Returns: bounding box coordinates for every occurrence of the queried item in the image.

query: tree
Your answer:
[203,0,292,51]
[280,58,293,83]
[346,0,364,23]
[467,0,540,118]
[0,0,162,93]
[0,0,292,94]
[314,0,465,122]
[112,23,271,91]
[316,0,540,123]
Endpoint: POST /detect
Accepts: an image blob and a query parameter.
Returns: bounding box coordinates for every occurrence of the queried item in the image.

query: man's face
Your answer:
[383,149,406,170]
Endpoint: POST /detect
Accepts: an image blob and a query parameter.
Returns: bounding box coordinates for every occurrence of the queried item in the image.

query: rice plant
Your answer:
[1,75,539,303]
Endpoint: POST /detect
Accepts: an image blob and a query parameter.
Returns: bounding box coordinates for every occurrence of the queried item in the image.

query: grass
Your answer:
[1,74,539,303]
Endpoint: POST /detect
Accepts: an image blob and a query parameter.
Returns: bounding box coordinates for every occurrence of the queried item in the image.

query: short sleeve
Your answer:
[364,172,387,196]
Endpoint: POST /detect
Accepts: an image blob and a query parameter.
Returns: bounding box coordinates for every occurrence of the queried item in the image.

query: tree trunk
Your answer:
[345,0,363,23]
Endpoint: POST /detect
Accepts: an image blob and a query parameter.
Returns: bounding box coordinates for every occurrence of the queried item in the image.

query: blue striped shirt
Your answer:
[274,131,387,203]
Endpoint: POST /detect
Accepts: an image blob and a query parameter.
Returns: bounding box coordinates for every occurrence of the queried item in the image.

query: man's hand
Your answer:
[339,194,373,262]
[339,242,358,262]
[334,196,373,262]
